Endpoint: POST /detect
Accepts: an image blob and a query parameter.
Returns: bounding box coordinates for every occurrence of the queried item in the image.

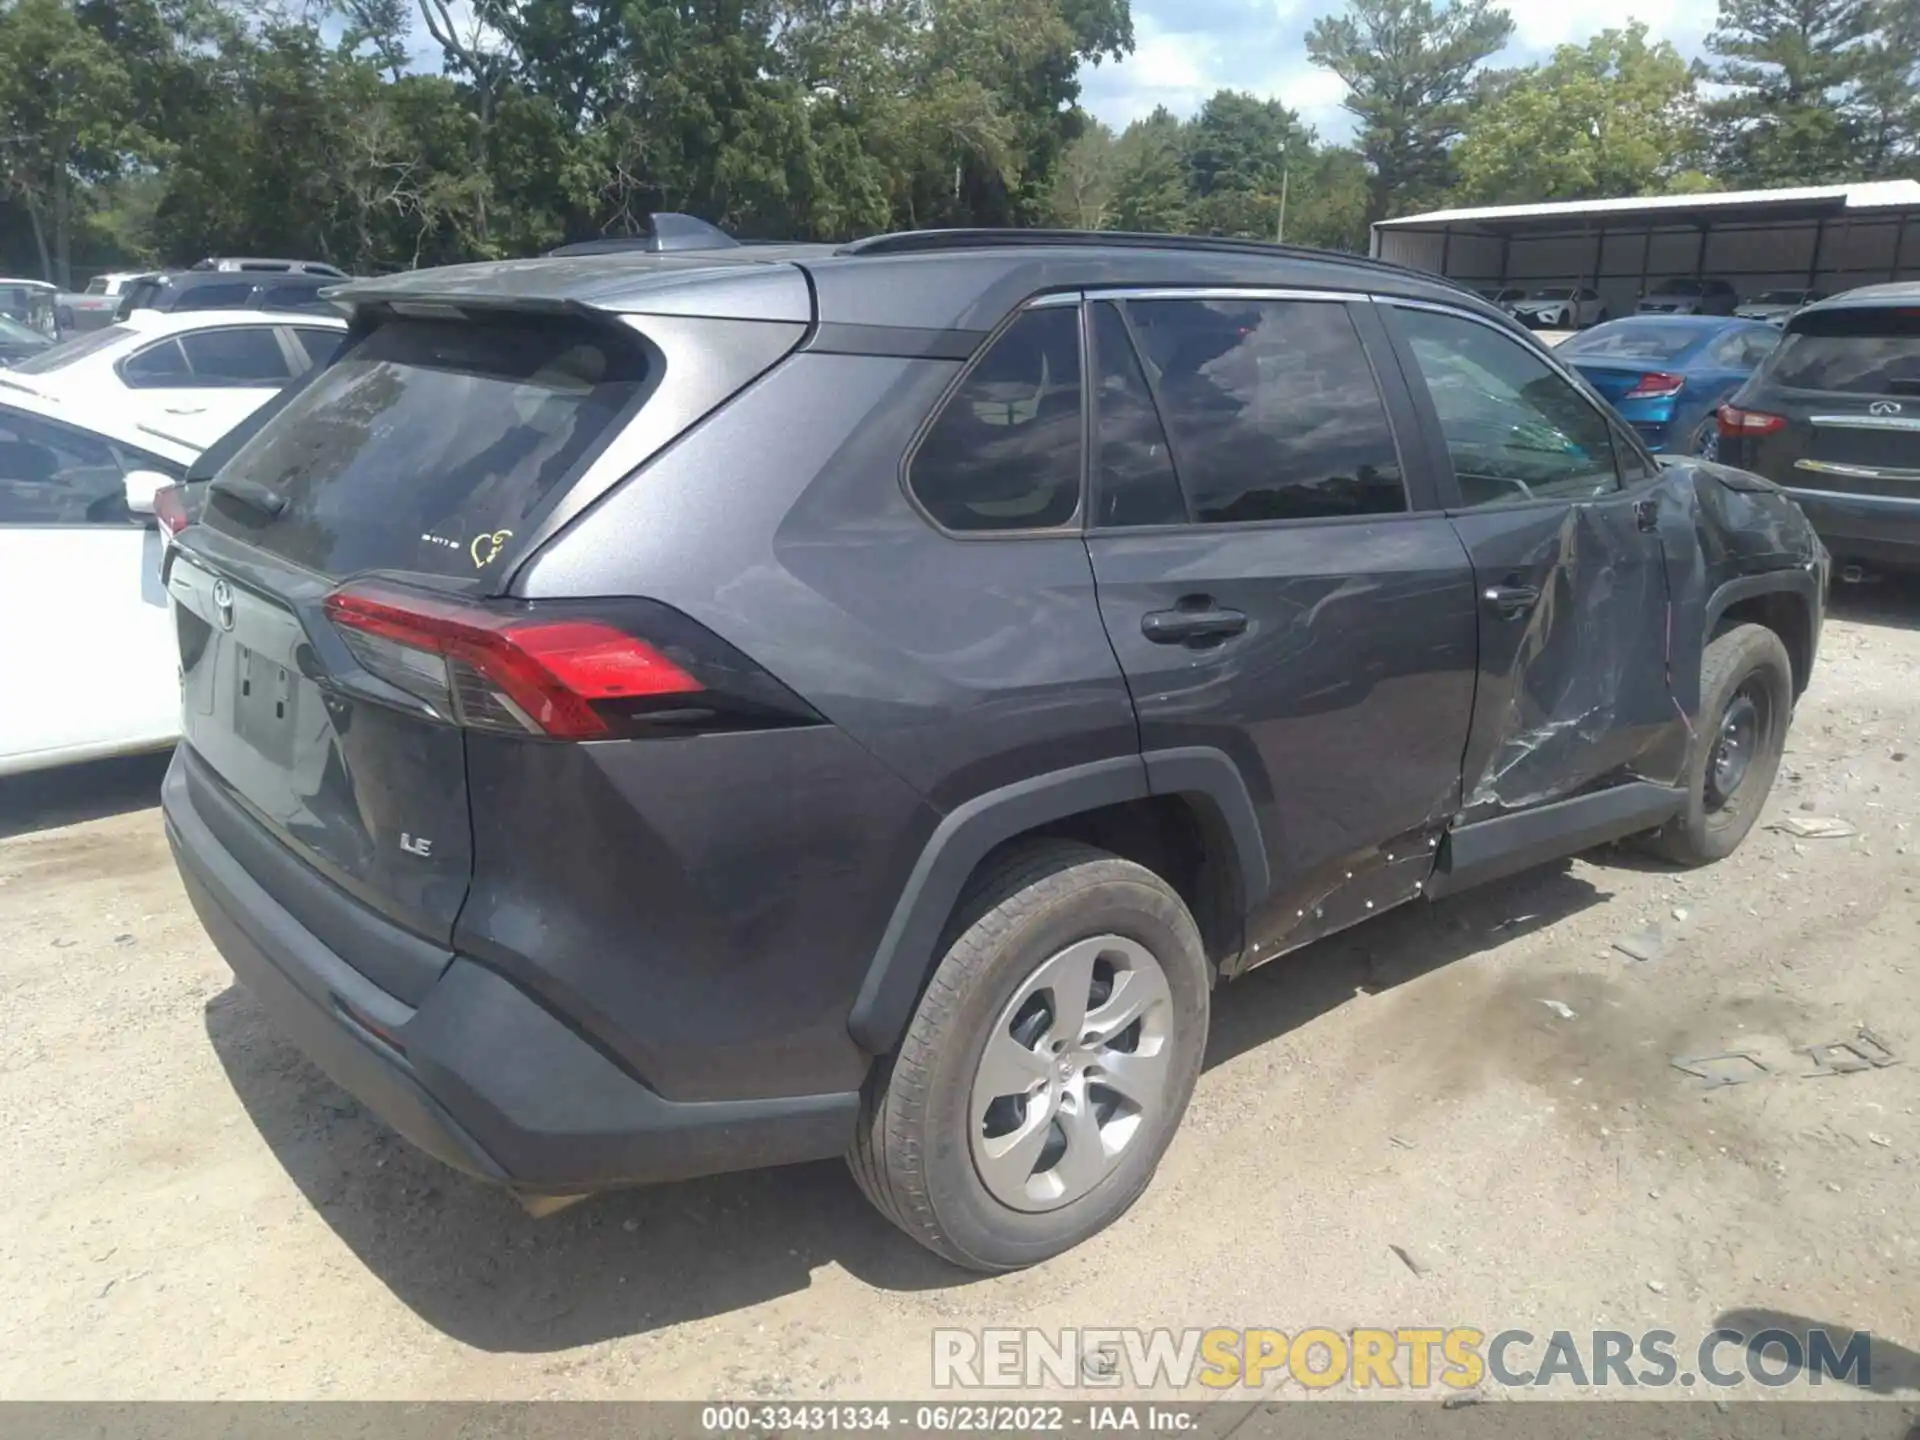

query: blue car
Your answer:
[1558,315,1782,457]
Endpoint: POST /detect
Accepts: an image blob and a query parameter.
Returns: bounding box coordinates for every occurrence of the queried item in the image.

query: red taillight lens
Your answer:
[1717,404,1787,437]
[153,483,190,535]
[323,586,701,739]
[1623,371,1686,399]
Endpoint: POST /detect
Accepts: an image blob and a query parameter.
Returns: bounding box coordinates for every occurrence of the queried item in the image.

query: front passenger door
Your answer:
[1384,303,1694,814]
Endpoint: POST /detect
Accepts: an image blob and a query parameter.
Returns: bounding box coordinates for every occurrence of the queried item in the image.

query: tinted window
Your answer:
[1395,307,1620,508]
[1091,302,1184,527]
[909,307,1082,532]
[206,317,650,579]
[1126,297,1404,524]
[1560,322,1697,362]
[120,338,191,384]
[1706,327,1779,369]
[179,328,292,385]
[0,403,176,525]
[170,281,255,311]
[294,327,345,368]
[261,282,334,314]
[1767,307,1920,395]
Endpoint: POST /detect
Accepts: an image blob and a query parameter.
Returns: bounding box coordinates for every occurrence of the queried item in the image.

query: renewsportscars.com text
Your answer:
[932,1325,1874,1392]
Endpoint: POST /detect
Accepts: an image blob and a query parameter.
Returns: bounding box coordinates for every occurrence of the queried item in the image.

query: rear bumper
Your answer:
[164,748,859,1194]
[1785,487,1920,570]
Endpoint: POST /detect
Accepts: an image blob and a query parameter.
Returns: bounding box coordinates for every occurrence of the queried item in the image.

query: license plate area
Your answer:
[234,643,298,761]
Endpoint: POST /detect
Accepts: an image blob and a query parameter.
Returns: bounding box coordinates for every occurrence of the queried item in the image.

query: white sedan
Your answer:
[0,308,345,451]
[0,387,207,776]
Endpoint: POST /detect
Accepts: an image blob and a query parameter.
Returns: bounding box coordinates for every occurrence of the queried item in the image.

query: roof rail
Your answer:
[548,213,741,258]
[838,227,1440,281]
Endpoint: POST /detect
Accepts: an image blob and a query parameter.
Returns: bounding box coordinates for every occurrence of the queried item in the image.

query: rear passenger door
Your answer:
[1082,291,1480,955]
[1380,301,1698,812]
[118,325,297,447]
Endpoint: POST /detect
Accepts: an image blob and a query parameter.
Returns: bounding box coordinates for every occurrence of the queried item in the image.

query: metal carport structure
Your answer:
[1371,180,1920,316]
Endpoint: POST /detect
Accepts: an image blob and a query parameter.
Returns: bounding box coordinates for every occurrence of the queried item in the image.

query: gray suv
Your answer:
[163,225,1826,1271]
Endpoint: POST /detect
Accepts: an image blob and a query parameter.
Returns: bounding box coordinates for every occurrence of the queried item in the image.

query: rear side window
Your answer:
[908,307,1082,532]
[1090,301,1185,527]
[1766,307,1920,395]
[1126,297,1406,524]
[293,327,344,368]
[179,328,292,385]
[206,317,650,579]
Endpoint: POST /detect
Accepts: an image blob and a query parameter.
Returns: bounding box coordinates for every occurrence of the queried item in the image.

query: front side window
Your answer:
[0,402,178,525]
[1125,297,1406,524]
[908,306,1083,533]
[120,338,191,385]
[1393,306,1620,509]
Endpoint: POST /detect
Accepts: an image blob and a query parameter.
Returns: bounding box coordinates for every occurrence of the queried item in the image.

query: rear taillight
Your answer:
[322,582,816,739]
[153,483,189,536]
[1718,404,1787,437]
[1624,372,1685,400]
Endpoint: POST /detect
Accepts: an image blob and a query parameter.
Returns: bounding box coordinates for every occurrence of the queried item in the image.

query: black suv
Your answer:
[115,267,345,320]
[1717,283,1920,572]
[163,228,1825,1271]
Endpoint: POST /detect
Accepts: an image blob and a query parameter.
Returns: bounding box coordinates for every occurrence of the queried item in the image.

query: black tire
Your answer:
[1638,623,1792,865]
[848,839,1209,1272]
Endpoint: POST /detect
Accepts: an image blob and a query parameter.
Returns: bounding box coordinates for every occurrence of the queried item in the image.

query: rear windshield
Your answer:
[1560,322,1697,361]
[1768,307,1920,395]
[204,316,649,580]
[9,324,133,373]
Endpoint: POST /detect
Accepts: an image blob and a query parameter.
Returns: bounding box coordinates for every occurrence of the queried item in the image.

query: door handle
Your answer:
[1481,583,1541,620]
[1142,602,1248,645]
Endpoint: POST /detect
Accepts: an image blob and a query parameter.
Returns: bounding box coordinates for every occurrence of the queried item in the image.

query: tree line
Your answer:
[0,0,1915,286]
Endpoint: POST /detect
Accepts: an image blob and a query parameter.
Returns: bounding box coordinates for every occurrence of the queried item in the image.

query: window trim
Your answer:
[116,336,193,389]
[1083,289,1421,534]
[898,295,1091,541]
[1086,298,1188,529]
[1380,297,1659,511]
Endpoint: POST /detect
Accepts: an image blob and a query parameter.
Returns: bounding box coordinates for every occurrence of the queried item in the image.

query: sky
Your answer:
[1077,0,1725,140]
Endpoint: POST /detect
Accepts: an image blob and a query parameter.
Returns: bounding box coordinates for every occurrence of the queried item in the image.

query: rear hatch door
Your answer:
[170,304,805,998]
[1743,304,1920,491]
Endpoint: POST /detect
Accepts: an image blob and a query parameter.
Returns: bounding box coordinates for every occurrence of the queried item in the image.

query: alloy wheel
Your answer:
[969,935,1173,1212]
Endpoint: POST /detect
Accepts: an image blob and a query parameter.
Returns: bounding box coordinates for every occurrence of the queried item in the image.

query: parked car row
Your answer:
[1478,278,1831,329]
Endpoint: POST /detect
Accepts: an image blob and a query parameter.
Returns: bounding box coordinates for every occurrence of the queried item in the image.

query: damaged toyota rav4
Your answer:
[163,224,1826,1272]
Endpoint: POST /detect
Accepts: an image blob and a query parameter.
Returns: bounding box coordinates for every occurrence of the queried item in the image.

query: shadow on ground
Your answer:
[1711,1307,1920,1394]
[0,750,171,841]
[1827,570,1920,634]
[205,858,1608,1354]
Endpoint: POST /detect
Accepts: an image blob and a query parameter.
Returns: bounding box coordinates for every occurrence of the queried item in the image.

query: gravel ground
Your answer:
[2,579,1918,1403]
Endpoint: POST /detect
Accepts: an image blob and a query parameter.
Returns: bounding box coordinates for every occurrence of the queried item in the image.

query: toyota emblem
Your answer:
[1869,400,1903,416]
[211,578,235,632]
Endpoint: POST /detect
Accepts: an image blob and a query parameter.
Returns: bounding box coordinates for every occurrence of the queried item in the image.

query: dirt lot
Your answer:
[3,581,1919,1403]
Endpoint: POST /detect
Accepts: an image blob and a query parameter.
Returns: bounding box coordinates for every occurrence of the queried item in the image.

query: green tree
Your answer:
[0,0,143,284]
[1107,106,1189,232]
[1046,120,1118,228]
[1697,0,1881,185]
[1453,24,1712,203]
[1306,0,1515,223]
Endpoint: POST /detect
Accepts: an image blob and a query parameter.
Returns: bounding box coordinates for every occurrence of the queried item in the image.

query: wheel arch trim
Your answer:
[847,749,1266,1056]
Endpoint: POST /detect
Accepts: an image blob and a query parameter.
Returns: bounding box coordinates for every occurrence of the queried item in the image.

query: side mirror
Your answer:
[123,468,174,519]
